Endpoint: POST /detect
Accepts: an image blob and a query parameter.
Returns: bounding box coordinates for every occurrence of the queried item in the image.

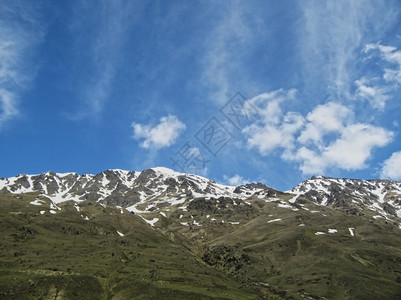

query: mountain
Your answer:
[1,168,401,299]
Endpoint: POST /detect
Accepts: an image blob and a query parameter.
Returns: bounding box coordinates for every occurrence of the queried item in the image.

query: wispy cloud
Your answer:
[0,0,45,129]
[201,2,256,105]
[68,0,139,120]
[365,43,401,84]
[353,43,401,110]
[354,43,401,112]
[299,0,396,101]
[0,89,18,127]
[132,115,186,150]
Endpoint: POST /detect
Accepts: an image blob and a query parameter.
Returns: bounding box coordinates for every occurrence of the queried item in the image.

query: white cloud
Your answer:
[293,119,394,175]
[290,146,325,175]
[223,174,248,186]
[380,151,401,180]
[244,112,304,155]
[324,124,392,168]
[354,77,390,110]
[290,124,393,175]
[243,89,303,155]
[0,1,45,128]
[132,115,186,149]
[244,90,394,175]
[298,102,352,146]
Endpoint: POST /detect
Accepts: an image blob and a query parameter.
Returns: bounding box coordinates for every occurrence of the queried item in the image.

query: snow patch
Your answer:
[193,220,201,226]
[289,194,300,204]
[142,217,159,227]
[348,228,355,237]
[267,218,282,223]
[30,199,45,206]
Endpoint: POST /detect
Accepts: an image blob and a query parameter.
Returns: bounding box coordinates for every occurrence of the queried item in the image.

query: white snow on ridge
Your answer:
[369,183,386,203]
[141,217,159,227]
[101,174,110,188]
[153,167,181,177]
[0,179,7,191]
[267,218,282,223]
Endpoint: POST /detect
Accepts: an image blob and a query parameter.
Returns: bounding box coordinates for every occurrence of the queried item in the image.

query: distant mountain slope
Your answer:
[1,168,400,226]
[1,168,401,299]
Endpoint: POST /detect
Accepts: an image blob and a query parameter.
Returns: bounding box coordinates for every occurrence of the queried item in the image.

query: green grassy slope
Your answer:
[1,193,401,299]
[192,198,401,299]
[0,193,282,299]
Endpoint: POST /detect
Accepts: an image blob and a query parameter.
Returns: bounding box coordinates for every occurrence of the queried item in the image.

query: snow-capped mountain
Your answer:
[0,167,274,209]
[1,168,400,224]
[289,175,401,220]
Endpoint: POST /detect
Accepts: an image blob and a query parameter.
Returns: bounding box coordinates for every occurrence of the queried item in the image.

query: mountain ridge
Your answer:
[1,167,400,224]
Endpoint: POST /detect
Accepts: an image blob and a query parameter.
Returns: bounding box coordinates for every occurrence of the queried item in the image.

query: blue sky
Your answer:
[1,0,401,190]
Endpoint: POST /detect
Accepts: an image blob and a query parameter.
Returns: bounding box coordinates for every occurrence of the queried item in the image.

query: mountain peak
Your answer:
[151,166,180,176]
